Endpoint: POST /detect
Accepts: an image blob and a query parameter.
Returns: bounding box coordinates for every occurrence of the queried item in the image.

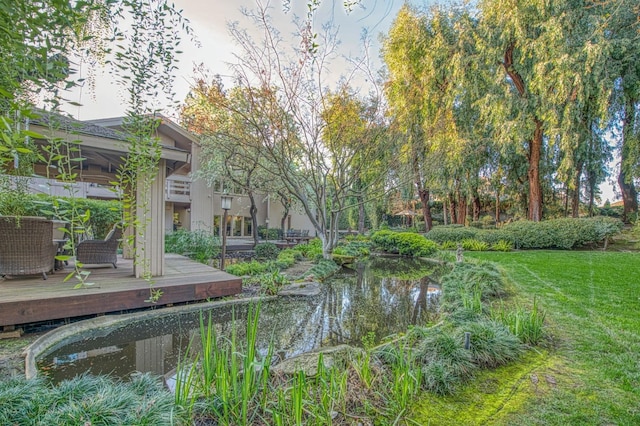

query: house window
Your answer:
[243,216,252,236]
[232,216,242,237]
[213,215,220,236]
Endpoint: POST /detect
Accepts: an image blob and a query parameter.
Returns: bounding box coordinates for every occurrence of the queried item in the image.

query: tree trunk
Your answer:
[472,192,481,222]
[456,187,467,225]
[357,194,365,234]
[618,169,638,223]
[449,193,457,225]
[418,188,433,232]
[571,162,583,218]
[443,198,448,225]
[619,98,639,223]
[248,191,259,246]
[503,44,543,222]
[527,119,544,221]
[495,188,501,225]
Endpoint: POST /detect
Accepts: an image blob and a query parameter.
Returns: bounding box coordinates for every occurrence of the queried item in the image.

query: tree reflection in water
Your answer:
[39,258,443,382]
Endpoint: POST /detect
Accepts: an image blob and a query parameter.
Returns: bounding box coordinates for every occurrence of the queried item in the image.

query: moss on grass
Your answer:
[411,350,553,425]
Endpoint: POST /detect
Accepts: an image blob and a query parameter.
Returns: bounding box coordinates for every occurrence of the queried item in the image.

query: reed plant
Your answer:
[491,297,546,345]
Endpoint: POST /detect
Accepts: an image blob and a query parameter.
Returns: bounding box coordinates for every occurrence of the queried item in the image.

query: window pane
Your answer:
[244,216,252,236]
[233,216,242,236]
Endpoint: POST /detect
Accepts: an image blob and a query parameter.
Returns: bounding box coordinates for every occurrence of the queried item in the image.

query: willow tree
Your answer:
[383,5,436,231]
[605,1,640,222]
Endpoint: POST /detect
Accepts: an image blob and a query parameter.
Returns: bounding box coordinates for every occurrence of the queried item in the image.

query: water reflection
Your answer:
[39,258,442,382]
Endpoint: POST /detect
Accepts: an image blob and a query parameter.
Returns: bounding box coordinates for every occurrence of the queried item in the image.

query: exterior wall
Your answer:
[268,200,316,235]
[164,204,174,233]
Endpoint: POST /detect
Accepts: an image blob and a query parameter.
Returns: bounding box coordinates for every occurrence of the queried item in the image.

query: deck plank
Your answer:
[0,254,242,328]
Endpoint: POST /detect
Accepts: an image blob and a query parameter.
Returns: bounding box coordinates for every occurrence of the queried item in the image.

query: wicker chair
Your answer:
[0,216,58,280]
[76,224,122,268]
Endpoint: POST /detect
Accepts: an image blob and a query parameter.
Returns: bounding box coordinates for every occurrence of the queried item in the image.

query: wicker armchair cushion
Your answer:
[76,224,122,268]
[0,216,57,279]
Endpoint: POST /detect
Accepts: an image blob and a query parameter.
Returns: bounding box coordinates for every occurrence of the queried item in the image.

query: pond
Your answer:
[38,257,443,383]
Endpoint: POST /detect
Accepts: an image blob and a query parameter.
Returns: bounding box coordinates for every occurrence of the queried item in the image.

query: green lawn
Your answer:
[415,250,640,425]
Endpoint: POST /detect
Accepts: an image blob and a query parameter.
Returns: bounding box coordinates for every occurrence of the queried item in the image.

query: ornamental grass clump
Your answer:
[492,298,547,345]
[458,320,523,368]
[0,374,179,425]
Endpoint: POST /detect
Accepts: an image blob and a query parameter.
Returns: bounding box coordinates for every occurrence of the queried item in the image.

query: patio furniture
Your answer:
[0,216,57,280]
[76,224,122,268]
[284,229,311,244]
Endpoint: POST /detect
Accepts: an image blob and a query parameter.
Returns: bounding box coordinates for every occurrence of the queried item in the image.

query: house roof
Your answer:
[28,110,190,183]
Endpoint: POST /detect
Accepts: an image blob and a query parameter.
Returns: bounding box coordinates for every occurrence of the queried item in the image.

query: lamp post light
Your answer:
[265,218,269,242]
[220,193,232,270]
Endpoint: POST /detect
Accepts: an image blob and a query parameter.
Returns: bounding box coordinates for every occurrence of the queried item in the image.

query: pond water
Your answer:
[38,257,442,383]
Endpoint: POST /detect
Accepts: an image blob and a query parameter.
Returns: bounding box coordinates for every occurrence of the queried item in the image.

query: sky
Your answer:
[62,0,416,122]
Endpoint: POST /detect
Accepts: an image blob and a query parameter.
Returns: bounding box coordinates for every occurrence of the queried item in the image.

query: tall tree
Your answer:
[189,3,390,258]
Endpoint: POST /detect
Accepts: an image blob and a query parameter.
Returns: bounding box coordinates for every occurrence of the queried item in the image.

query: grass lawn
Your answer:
[414,250,639,425]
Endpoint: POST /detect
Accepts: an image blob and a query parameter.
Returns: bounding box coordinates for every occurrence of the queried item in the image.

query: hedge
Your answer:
[425,217,623,250]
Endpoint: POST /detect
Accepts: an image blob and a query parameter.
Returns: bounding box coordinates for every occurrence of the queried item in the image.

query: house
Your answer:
[87,115,314,238]
[20,113,313,255]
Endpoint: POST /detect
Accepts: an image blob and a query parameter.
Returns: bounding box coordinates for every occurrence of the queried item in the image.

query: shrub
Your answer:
[427,217,623,250]
[243,269,289,294]
[333,240,371,257]
[257,226,281,240]
[439,241,458,250]
[3,193,122,239]
[292,238,323,259]
[255,242,279,260]
[371,230,438,257]
[425,226,480,244]
[165,229,220,264]
[503,217,623,249]
[225,260,275,277]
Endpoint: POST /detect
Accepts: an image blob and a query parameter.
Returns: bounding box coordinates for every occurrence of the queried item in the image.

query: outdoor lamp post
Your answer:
[220,193,232,270]
[265,218,269,242]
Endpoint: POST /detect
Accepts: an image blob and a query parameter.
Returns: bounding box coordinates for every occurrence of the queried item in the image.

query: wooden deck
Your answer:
[0,254,242,330]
